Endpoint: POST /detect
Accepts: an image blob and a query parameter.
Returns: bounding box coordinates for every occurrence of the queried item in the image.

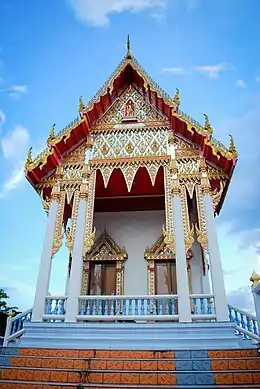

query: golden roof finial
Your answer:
[173,88,180,107]
[25,146,33,169]
[203,114,213,135]
[250,269,260,285]
[126,34,132,59]
[79,96,85,112]
[228,134,238,157]
[47,124,56,145]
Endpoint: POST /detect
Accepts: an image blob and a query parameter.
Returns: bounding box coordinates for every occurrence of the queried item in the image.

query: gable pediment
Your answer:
[144,234,175,260]
[96,85,167,126]
[86,230,128,261]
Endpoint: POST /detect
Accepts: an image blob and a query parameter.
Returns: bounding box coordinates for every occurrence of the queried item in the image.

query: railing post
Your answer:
[3,316,12,347]
[251,281,260,336]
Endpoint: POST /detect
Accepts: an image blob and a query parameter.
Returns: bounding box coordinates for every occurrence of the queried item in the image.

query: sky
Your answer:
[0,0,260,314]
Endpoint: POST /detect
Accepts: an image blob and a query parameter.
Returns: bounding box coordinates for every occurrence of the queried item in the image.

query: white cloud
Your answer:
[193,62,232,78]
[162,67,186,74]
[0,125,29,198]
[9,84,28,99]
[0,109,5,124]
[1,125,29,160]
[236,79,246,88]
[68,0,168,26]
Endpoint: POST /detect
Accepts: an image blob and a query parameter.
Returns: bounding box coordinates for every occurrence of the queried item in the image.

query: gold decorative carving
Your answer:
[203,114,213,135]
[145,233,175,261]
[52,190,66,257]
[180,185,194,253]
[168,131,175,145]
[250,270,260,285]
[195,184,208,252]
[185,224,195,253]
[173,88,180,107]
[47,124,56,146]
[212,180,224,212]
[40,191,51,213]
[78,96,85,112]
[228,134,238,157]
[164,166,174,237]
[81,170,96,294]
[25,147,33,169]
[195,223,208,251]
[83,227,96,256]
[65,190,80,254]
[162,225,174,251]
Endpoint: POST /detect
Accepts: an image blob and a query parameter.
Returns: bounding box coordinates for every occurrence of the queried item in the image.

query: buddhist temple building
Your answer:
[19,37,241,349]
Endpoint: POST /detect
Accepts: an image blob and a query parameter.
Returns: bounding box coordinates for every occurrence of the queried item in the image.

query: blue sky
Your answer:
[0,0,260,313]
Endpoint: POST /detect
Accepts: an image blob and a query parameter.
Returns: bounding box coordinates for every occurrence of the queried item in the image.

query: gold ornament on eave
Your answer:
[162,225,174,251]
[173,88,180,107]
[228,134,238,157]
[78,96,85,112]
[47,124,56,145]
[250,270,260,285]
[203,114,213,135]
[25,146,33,169]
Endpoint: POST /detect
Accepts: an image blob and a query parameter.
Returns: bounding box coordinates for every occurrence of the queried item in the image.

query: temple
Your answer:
[10,38,250,350]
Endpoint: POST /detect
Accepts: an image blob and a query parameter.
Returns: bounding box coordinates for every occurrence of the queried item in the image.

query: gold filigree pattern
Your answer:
[65,190,80,255]
[212,180,225,213]
[180,185,194,253]
[83,228,96,256]
[81,170,96,294]
[195,184,208,252]
[164,166,174,237]
[93,127,168,160]
[40,191,51,214]
[97,85,166,125]
[52,190,66,257]
[145,233,175,261]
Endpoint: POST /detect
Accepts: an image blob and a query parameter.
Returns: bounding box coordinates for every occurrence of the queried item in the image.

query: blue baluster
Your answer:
[147,299,150,315]
[246,316,253,333]
[171,298,175,315]
[17,318,22,331]
[193,298,198,314]
[153,300,157,315]
[54,299,59,314]
[86,300,90,315]
[165,299,169,315]
[228,306,233,321]
[98,300,102,316]
[123,299,126,315]
[80,300,85,315]
[207,298,212,314]
[200,298,205,314]
[135,299,139,315]
[12,320,17,334]
[116,299,120,315]
[104,300,108,315]
[241,314,246,329]
[129,299,133,315]
[110,300,114,316]
[252,319,258,335]
[93,299,97,315]
[141,299,145,315]
[234,309,240,327]
[28,311,32,321]
[158,299,163,315]
[46,299,52,314]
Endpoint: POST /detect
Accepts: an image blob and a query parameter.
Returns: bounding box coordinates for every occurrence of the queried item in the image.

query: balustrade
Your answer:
[228,304,259,340]
[190,294,216,319]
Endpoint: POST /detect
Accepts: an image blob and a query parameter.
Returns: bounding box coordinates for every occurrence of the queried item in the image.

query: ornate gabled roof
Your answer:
[86,230,128,261]
[24,37,238,191]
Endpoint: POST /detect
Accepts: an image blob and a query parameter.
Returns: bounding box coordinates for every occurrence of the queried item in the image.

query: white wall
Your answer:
[94,210,165,295]
[190,240,203,294]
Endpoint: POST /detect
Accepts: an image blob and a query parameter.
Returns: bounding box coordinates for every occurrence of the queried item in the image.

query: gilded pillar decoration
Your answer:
[179,185,194,253]
[65,189,80,255]
[195,184,208,252]
[51,189,66,257]
[164,165,174,239]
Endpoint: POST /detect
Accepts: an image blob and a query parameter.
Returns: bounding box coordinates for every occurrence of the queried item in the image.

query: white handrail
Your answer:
[78,294,178,300]
[228,304,257,320]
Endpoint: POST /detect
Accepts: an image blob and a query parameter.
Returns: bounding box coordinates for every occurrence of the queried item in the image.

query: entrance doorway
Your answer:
[155,261,177,314]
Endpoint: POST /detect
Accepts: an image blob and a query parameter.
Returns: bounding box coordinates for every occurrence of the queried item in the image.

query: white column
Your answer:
[65,198,88,322]
[203,193,229,321]
[252,284,260,332]
[172,195,192,322]
[32,200,59,321]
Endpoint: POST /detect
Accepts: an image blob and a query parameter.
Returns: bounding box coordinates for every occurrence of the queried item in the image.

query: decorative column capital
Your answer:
[51,184,60,200]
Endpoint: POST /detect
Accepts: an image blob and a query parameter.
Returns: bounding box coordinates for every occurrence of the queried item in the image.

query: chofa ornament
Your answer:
[162,224,174,251]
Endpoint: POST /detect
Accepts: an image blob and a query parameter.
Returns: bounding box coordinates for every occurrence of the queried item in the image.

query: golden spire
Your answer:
[78,96,85,112]
[203,114,213,135]
[173,88,180,107]
[228,134,238,157]
[250,270,260,285]
[47,124,56,145]
[25,146,33,169]
[126,34,132,59]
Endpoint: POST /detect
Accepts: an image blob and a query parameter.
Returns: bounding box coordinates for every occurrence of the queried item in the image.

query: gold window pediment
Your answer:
[85,230,128,261]
[144,234,175,261]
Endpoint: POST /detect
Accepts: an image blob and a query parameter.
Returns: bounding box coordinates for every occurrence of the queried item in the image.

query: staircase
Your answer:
[0,346,260,388]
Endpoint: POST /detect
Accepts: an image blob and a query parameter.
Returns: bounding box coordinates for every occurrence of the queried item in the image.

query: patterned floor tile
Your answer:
[175,359,193,370]
[194,372,214,385]
[139,372,157,385]
[191,350,208,358]
[176,372,195,385]
[233,372,253,384]
[175,350,191,359]
[193,359,211,371]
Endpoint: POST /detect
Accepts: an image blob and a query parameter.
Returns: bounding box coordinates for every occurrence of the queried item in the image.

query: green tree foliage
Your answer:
[0,288,19,336]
